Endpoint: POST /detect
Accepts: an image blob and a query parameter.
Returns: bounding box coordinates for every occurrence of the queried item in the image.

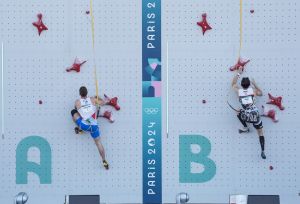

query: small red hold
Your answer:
[39,100,43,104]
[269,165,274,170]
[103,111,114,123]
[32,13,48,36]
[86,10,90,15]
[104,94,120,111]
[202,99,206,104]
[250,9,254,13]
[229,57,250,72]
[262,105,278,122]
[66,58,87,72]
[197,13,212,35]
[267,93,284,110]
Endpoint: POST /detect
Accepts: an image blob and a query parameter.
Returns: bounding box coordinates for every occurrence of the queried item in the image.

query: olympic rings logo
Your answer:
[144,108,159,115]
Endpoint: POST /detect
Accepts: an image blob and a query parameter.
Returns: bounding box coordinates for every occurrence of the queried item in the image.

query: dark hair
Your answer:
[79,86,88,97]
[241,77,250,89]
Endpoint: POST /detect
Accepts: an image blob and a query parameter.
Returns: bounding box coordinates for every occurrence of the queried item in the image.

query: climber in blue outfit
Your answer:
[71,86,109,169]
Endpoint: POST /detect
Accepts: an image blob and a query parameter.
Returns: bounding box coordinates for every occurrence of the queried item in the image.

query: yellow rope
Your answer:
[90,0,99,99]
[90,0,95,49]
[239,0,243,58]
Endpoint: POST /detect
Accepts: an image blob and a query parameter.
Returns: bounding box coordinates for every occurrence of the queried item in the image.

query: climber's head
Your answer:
[79,86,88,97]
[241,77,250,89]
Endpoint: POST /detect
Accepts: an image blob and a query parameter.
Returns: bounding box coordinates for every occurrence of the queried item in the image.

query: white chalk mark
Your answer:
[166,41,169,138]
[1,42,4,139]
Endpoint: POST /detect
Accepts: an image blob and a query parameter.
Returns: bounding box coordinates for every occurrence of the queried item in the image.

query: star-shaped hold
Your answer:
[66,58,87,72]
[229,57,250,71]
[104,94,120,111]
[267,93,284,110]
[100,110,115,123]
[262,105,278,122]
[32,13,48,36]
[197,13,212,35]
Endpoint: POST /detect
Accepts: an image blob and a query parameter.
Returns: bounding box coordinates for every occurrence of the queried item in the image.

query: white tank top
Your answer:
[78,97,97,125]
[238,87,255,108]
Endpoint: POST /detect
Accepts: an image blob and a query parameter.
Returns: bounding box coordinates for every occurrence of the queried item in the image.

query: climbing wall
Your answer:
[162,0,300,204]
[1,0,300,204]
[0,0,141,203]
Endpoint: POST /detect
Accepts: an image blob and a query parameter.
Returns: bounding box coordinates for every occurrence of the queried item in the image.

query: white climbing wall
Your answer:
[0,0,142,203]
[162,0,300,204]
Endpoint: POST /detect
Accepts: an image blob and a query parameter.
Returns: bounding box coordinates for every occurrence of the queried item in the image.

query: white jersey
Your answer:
[78,97,97,125]
[238,87,255,109]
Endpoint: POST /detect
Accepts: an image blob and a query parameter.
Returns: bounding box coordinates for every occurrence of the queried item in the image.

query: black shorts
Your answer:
[253,120,263,129]
[239,108,263,129]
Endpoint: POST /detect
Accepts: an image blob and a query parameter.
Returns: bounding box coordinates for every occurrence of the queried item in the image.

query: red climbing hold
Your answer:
[197,13,212,35]
[262,105,278,122]
[39,100,43,104]
[102,110,115,123]
[66,58,87,72]
[104,94,120,111]
[229,58,250,72]
[267,93,284,110]
[32,13,48,36]
[269,165,274,170]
